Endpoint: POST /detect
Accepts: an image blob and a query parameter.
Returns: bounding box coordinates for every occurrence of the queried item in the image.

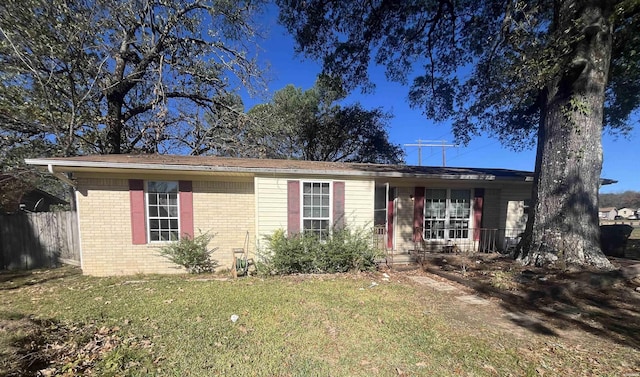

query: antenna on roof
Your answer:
[403,140,456,166]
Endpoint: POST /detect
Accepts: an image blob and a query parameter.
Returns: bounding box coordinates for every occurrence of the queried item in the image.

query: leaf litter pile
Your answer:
[0,269,158,376]
[0,317,157,376]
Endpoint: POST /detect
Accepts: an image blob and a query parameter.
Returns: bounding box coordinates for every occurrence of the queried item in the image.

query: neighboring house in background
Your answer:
[598,207,618,220]
[617,207,636,219]
[0,174,68,214]
[25,155,616,276]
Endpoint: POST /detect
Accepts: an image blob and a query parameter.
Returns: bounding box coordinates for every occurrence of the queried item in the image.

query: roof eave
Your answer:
[25,158,534,182]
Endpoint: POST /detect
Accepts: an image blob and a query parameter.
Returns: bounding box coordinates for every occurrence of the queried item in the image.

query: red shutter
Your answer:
[129,179,146,245]
[287,180,300,236]
[413,187,425,242]
[179,181,194,239]
[473,188,485,241]
[333,181,345,230]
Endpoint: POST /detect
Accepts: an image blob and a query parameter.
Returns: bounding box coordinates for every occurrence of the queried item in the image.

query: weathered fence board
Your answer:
[0,211,80,270]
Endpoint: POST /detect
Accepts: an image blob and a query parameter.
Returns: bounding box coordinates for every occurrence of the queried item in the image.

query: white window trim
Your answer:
[300,180,333,237]
[145,180,181,243]
[423,188,473,241]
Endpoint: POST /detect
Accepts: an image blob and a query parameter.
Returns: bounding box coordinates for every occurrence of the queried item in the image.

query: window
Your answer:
[302,182,331,240]
[147,181,180,241]
[424,189,471,240]
[374,185,387,226]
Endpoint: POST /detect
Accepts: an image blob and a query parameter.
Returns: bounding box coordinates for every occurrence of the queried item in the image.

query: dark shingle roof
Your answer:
[24,154,617,185]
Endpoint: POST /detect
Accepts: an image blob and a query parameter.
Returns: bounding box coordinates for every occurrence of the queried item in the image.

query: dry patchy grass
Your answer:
[0,265,639,376]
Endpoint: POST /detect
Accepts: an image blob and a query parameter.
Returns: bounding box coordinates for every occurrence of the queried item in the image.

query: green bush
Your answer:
[261,227,382,275]
[158,232,218,273]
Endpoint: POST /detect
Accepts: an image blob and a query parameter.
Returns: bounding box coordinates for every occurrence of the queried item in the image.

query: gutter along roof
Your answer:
[25,154,617,185]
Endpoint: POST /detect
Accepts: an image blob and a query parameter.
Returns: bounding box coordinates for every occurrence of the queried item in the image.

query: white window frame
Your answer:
[300,180,333,240]
[146,181,180,243]
[423,188,472,241]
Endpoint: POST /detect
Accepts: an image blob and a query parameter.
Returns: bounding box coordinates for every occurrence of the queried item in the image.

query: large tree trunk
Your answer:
[105,95,124,154]
[515,0,614,269]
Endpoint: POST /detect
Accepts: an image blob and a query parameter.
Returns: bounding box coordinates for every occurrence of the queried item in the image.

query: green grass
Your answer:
[0,267,636,376]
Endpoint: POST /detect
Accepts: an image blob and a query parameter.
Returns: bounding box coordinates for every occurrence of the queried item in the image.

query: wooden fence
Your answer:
[0,211,80,270]
[600,220,640,227]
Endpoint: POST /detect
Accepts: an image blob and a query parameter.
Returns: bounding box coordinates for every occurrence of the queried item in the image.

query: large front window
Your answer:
[302,182,331,240]
[147,181,179,241]
[424,189,471,240]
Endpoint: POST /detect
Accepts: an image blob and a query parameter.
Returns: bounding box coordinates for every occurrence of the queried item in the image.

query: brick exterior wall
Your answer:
[76,175,255,276]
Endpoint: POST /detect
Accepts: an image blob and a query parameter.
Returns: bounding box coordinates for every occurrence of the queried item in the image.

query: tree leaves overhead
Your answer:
[277,0,639,148]
[0,0,266,159]
[606,0,640,133]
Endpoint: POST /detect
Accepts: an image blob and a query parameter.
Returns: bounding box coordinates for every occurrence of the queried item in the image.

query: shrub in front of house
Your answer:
[261,227,382,275]
[158,231,218,273]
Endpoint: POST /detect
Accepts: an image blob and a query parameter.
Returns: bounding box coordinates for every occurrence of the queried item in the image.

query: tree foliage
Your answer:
[600,191,640,209]
[0,0,266,159]
[236,78,405,163]
[277,0,639,147]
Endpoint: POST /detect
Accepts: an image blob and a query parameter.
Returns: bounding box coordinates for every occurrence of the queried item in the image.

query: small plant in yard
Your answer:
[261,227,383,274]
[158,231,218,273]
[490,270,518,291]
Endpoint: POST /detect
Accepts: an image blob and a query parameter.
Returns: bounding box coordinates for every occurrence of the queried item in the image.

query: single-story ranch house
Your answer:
[25,154,613,276]
[598,207,618,220]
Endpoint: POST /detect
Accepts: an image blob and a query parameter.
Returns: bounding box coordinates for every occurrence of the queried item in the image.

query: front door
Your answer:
[374,184,396,250]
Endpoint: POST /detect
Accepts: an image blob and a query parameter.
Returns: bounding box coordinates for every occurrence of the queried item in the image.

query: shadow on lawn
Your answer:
[626,239,640,261]
[0,314,60,377]
[421,254,640,350]
[0,266,81,291]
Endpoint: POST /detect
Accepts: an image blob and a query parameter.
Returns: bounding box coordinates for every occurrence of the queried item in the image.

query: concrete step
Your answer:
[384,251,418,265]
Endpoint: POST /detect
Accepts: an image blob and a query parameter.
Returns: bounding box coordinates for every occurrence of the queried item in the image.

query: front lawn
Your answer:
[1,267,637,376]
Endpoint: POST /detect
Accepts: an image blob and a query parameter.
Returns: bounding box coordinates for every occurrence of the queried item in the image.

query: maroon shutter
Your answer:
[413,187,425,242]
[179,181,194,239]
[473,188,484,241]
[129,179,146,245]
[287,180,300,236]
[333,181,345,230]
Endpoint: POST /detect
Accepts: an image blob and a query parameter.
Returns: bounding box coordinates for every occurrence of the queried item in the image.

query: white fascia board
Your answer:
[25,158,530,182]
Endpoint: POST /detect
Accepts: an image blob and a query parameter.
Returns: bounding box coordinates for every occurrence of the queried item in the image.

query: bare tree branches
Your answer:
[1,0,267,158]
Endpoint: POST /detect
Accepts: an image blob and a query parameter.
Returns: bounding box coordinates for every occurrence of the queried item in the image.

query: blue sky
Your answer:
[240,11,639,194]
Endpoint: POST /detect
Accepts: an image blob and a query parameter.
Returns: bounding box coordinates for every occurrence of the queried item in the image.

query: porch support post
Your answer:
[473,188,485,241]
[413,187,425,242]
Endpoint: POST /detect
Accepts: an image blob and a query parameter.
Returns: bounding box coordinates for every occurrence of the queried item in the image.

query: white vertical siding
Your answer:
[254,177,289,246]
[254,176,375,249]
[498,184,531,233]
[344,179,375,230]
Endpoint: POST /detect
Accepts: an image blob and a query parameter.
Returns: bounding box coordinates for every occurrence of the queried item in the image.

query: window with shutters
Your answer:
[146,181,180,241]
[423,189,471,240]
[302,181,331,240]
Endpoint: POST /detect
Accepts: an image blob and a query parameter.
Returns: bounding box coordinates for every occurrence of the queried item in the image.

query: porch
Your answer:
[374,226,524,266]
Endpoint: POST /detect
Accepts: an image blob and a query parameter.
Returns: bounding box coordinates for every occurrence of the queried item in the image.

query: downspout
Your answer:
[47,164,76,187]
